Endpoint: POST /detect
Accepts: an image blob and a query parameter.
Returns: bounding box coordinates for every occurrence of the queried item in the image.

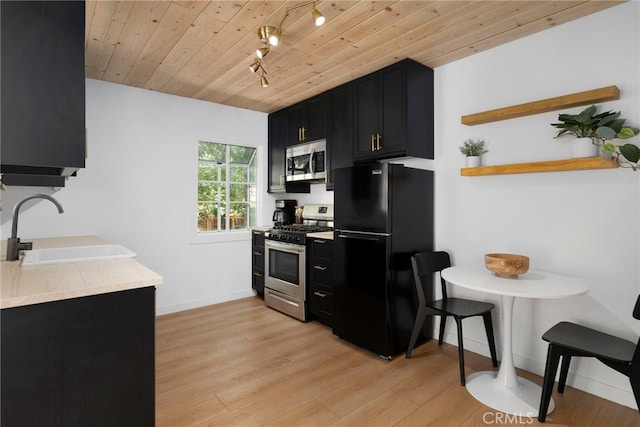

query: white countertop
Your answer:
[1,235,163,309]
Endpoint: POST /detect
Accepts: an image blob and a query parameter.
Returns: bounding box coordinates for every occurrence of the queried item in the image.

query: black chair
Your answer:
[538,295,640,422]
[405,251,498,386]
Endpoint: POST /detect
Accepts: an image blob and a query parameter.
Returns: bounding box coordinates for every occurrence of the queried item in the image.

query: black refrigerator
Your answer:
[332,163,434,358]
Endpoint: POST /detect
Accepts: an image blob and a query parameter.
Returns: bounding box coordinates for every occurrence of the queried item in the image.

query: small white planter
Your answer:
[571,137,599,158]
[466,156,481,167]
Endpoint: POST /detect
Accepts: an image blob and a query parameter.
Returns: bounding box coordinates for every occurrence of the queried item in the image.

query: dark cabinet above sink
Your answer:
[1,1,86,187]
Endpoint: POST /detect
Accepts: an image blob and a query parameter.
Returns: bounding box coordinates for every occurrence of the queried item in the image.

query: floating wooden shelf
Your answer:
[461,86,620,126]
[460,157,618,176]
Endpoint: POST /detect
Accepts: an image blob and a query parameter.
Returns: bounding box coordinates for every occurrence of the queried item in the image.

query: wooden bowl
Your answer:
[485,253,530,278]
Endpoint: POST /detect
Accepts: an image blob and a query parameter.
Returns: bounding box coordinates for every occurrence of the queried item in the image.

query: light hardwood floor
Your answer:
[156,297,639,426]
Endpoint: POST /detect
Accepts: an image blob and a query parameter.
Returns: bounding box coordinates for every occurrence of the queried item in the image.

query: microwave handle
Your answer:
[309,148,316,175]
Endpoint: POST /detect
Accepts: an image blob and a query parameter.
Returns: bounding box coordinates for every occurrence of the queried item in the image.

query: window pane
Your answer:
[199,141,226,162]
[229,146,256,164]
[198,202,218,231]
[229,166,247,183]
[198,182,218,202]
[229,184,247,202]
[230,202,246,230]
[199,163,218,181]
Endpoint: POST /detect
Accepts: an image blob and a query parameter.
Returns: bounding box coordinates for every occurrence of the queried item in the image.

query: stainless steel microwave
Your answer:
[285,139,326,182]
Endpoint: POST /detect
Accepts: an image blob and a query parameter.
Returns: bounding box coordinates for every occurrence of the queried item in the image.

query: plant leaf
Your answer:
[596,126,617,140]
[619,144,640,164]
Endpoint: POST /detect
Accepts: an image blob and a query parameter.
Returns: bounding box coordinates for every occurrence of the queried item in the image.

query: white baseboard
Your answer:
[156,289,256,316]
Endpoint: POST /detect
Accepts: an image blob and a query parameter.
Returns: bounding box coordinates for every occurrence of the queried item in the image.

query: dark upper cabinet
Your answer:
[325,83,353,190]
[1,1,86,187]
[287,95,326,144]
[353,59,434,162]
[267,111,310,194]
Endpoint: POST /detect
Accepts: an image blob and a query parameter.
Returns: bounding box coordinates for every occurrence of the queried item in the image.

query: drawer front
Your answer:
[252,248,265,270]
[265,288,306,321]
[310,261,331,285]
[252,230,265,246]
[252,269,264,296]
[310,238,332,259]
[309,285,332,327]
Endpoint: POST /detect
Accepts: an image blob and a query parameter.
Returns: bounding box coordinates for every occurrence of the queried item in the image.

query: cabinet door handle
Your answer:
[371,134,375,151]
[313,239,326,244]
[314,291,327,298]
[376,133,382,151]
[253,251,263,256]
[314,265,327,271]
[254,272,263,277]
[302,127,307,141]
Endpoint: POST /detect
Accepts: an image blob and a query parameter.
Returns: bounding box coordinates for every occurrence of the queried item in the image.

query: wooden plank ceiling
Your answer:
[85,1,625,114]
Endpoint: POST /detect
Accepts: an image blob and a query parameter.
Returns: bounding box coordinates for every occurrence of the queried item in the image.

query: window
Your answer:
[198,141,257,233]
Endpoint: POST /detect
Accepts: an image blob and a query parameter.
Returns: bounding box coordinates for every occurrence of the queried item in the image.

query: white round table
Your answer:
[441,266,589,417]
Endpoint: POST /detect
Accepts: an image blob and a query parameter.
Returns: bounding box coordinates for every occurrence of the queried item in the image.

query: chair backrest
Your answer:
[411,251,452,304]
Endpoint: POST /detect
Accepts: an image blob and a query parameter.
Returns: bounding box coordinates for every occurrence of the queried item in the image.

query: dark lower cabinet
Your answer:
[252,230,266,297]
[308,237,333,327]
[1,287,155,427]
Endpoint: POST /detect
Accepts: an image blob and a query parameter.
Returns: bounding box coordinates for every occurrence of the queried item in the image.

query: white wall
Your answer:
[1,80,272,314]
[426,1,639,409]
[1,1,638,409]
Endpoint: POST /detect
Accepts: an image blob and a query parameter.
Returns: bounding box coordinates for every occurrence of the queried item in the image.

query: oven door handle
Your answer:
[265,239,306,253]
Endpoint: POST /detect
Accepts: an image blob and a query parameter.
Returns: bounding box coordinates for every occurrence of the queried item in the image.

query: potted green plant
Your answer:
[459,139,488,167]
[551,104,639,159]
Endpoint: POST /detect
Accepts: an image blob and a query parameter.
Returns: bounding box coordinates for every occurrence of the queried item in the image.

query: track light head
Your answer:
[268,28,281,46]
[258,26,277,44]
[311,7,324,26]
[249,58,261,73]
[256,45,270,59]
[260,73,269,88]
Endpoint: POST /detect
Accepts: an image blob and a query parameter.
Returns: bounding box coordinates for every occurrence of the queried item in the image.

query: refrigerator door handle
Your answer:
[337,232,390,241]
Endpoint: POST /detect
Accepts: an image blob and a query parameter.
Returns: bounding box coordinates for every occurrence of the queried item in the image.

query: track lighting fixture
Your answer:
[256,45,270,59]
[249,58,261,73]
[311,6,325,26]
[249,1,326,87]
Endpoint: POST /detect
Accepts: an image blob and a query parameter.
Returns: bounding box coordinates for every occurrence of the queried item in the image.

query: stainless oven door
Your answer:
[265,239,306,301]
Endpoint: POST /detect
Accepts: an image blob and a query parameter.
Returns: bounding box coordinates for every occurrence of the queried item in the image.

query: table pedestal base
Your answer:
[466,371,554,417]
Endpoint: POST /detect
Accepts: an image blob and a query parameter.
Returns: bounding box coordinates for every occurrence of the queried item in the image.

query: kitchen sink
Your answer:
[22,244,137,266]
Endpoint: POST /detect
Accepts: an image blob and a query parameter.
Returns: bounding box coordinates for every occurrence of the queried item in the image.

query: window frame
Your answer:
[189,140,260,245]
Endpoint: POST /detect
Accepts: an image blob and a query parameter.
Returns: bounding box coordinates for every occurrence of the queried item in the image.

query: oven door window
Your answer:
[268,248,300,285]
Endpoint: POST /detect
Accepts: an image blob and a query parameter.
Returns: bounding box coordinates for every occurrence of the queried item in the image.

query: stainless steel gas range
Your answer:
[264,204,333,321]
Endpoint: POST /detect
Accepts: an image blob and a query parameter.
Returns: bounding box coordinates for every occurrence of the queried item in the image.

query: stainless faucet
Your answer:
[5,194,64,261]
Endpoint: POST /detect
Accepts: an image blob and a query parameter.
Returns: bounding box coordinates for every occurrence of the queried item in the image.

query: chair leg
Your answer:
[539,344,562,423]
[629,372,640,413]
[482,312,498,367]
[438,315,446,345]
[557,355,572,393]
[455,318,466,386]
[406,305,426,358]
